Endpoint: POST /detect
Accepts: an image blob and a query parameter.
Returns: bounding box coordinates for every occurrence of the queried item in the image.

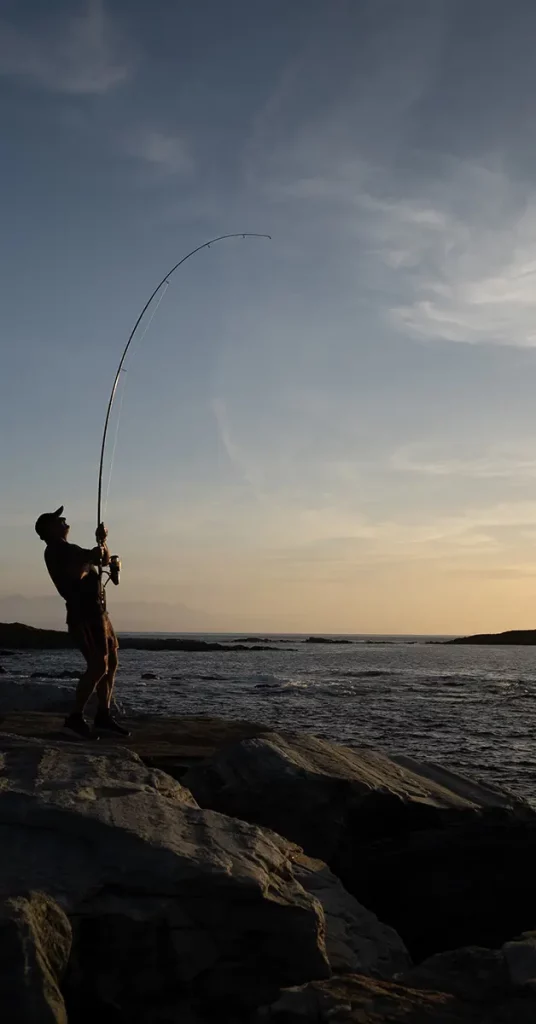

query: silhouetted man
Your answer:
[35,506,129,739]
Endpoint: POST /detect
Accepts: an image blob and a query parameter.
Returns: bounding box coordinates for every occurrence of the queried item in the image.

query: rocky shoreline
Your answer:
[1,704,536,1020]
[0,621,414,651]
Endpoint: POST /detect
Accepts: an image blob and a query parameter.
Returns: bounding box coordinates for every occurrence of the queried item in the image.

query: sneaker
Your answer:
[64,713,95,740]
[94,711,131,737]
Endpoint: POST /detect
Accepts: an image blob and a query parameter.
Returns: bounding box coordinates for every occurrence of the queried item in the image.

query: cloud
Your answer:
[211,399,263,492]
[124,130,193,176]
[0,0,130,94]
[386,178,536,348]
[391,440,536,479]
[248,23,536,352]
[265,151,536,349]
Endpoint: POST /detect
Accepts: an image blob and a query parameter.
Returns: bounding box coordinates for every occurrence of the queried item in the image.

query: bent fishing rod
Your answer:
[96,232,271,595]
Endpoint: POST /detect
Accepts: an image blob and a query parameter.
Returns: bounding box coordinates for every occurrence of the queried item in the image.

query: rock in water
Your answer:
[0,892,71,1023]
[185,731,536,959]
[0,733,332,1019]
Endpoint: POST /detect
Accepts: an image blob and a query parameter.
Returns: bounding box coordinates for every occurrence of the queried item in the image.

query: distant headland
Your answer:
[444,629,536,646]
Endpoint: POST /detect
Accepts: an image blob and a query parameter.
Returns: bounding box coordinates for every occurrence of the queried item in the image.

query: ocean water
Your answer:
[3,634,536,800]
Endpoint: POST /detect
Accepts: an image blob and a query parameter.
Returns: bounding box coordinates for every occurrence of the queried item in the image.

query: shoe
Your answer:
[94,711,131,737]
[64,713,95,740]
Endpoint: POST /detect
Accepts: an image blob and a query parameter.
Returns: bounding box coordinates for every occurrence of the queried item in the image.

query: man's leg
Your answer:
[73,655,107,714]
[93,623,130,736]
[68,620,108,717]
[95,642,118,710]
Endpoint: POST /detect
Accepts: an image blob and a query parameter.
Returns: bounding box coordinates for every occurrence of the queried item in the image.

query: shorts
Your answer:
[68,612,118,662]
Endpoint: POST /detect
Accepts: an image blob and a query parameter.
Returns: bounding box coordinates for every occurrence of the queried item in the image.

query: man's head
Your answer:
[35,506,69,543]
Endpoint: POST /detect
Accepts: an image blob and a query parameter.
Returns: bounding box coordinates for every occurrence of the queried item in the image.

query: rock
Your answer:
[256,974,479,1022]
[0,683,76,716]
[0,711,271,779]
[304,637,353,644]
[503,935,536,988]
[0,891,71,1023]
[141,672,158,679]
[185,732,536,959]
[0,733,334,1019]
[400,947,509,1002]
[0,650,16,656]
[0,665,5,674]
[184,731,527,860]
[258,971,536,1022]
[292,854,410,978]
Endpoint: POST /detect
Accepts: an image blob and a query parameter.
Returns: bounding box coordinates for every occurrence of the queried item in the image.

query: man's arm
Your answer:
[64,543,109,576]
[61,523,111,578]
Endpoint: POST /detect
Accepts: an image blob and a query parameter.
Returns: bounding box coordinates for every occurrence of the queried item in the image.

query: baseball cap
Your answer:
[35,506,65,540]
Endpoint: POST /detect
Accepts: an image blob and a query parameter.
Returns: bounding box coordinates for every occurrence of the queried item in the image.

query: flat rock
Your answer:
[184,731,528,858]
[184,732,536,959]
[0,710,271,777]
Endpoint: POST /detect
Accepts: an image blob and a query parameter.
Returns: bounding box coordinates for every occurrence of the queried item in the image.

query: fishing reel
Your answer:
[103,555,121,587]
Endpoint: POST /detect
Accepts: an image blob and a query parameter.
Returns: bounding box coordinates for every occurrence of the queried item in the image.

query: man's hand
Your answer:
[96,522,108,545]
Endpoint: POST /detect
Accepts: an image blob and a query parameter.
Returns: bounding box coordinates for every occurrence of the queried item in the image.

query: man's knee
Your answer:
[86,654,108,682]
[107,647,118,674]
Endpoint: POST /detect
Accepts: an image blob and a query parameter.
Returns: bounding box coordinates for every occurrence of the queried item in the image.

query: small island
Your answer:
[446,629,536,646]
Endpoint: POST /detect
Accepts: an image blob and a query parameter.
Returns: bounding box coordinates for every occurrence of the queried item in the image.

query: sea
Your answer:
[3,633,536,801]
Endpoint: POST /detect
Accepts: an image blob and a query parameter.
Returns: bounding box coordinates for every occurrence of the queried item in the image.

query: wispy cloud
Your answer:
[264,152,536,349]
[124,129,193,176]
[385,173,536,348]
[0,0,130,94]
[392,440,536,479]
[211,399,263,493]
[248,23,536,352]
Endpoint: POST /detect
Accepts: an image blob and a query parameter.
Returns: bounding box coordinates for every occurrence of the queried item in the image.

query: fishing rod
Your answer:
[96,232,271,594]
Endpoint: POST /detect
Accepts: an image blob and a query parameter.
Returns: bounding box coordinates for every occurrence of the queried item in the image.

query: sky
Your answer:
[3,0,536,634]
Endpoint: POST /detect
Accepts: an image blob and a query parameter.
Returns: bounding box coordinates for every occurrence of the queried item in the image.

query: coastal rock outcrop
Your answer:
[185,731,536,958]
[0,731,411,1021]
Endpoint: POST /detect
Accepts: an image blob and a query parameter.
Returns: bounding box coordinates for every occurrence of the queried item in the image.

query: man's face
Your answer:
[47,517,70,542]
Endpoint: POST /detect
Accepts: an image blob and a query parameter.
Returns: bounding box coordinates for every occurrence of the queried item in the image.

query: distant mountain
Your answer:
[446,629,536,645]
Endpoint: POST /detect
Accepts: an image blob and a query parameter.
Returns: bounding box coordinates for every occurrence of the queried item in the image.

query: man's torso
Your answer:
[44,541,104,623]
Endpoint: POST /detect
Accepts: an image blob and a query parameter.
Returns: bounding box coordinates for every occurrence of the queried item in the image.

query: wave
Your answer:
[337,669,389,679]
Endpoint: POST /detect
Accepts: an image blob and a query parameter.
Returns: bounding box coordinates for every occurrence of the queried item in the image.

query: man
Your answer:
[35,506,129,739]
